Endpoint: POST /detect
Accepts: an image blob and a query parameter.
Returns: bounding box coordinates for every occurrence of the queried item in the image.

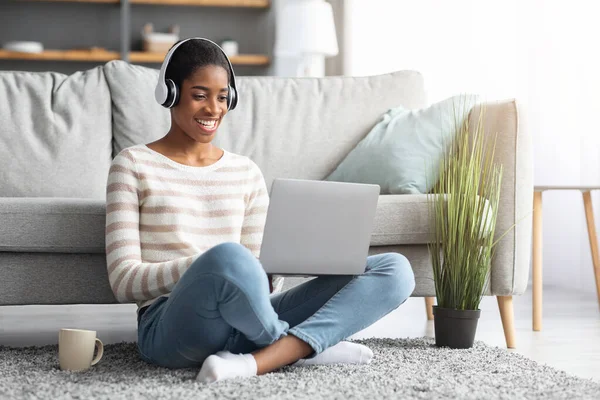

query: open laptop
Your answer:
[259,178,380,276]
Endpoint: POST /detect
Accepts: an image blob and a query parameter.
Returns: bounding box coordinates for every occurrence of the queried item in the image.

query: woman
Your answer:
[105,38,416,384]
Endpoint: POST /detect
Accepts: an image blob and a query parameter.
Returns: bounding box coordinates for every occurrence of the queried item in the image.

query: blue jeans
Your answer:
[137,242,415,369]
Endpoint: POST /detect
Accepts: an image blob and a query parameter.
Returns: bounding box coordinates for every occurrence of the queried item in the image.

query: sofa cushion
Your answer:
[0,194,434,255]
[326,95,477,194]
[102,60,427,190]
[102,61,170,159]
[0,67,113,199]
[372,194,433,245]
[0,198,106,253]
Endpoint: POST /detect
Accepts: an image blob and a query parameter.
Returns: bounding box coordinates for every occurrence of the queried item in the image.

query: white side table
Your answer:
[533,185,600,331]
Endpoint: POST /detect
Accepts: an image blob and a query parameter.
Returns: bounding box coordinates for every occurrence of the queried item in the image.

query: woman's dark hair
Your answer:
[165,39,231,89]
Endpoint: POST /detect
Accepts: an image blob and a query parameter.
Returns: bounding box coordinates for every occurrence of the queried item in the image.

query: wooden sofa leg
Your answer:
[425,297,435,320]
[497,296,516,349]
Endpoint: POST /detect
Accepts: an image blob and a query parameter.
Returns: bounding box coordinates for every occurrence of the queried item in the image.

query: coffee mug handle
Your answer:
[91,338,104,366]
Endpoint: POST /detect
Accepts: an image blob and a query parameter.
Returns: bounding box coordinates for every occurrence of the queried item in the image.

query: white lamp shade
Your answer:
[275,0,339,57]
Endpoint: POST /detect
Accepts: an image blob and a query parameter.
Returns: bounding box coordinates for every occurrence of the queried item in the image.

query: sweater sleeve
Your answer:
[105,151,199,303]
[240,159,269,258]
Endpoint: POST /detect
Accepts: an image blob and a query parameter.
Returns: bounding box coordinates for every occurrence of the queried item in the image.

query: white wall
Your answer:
[345,0,600,295]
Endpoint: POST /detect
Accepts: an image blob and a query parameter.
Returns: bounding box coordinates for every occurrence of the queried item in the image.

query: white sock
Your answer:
[293,341,373,366]
[196,351,257,384]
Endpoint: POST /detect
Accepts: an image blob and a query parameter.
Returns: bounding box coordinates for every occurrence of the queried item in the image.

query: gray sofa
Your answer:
[0,61,532,348]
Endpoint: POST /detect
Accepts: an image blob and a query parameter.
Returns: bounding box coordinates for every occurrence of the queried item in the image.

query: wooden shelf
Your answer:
[24,0,270,6]
[0,50,270,65]
[0,49,120,62]
[23,0,120,3]
[6,1,272,65]
[129,52,270,65]
[131,0,269,7]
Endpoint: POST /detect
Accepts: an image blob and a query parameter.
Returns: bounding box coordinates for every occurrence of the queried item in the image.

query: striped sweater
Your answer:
[105,144,269,310]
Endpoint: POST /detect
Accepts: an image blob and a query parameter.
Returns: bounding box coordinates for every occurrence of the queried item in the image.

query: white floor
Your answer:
[1,285,599,383]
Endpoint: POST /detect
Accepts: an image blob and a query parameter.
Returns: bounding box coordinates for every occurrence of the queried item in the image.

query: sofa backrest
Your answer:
[103,60,427,189]
[0,67,112,199]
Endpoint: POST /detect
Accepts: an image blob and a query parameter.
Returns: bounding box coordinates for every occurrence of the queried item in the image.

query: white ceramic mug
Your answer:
[58,328,103,372]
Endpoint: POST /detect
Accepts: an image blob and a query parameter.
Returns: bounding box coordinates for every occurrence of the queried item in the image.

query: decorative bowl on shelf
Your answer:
[3,41,44,53]
[221,39,239,57]
[142,23,179,53]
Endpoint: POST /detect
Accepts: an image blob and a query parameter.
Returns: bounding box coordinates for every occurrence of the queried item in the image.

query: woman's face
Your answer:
[172,64,229,143]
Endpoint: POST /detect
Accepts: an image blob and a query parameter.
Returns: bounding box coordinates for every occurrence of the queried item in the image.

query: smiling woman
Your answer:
[104,37,416,385]
[147,39,234,164]
[170,66,229,142]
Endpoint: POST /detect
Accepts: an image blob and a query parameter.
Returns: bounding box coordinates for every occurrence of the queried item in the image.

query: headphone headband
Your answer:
[155,37,238,110]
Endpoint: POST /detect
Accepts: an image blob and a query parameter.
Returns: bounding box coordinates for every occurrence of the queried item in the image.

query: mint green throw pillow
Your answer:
[325,95,478,194]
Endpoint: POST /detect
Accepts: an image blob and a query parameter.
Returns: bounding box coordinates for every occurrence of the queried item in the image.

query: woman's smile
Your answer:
[195,118,220,134]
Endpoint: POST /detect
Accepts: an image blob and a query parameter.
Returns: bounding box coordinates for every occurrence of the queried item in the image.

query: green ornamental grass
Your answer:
[428,99,504,311]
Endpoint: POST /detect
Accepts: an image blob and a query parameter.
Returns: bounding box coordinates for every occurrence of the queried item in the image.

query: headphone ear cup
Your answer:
[164,79,178,108]
[228,85,237,110]
[171,82,180,108]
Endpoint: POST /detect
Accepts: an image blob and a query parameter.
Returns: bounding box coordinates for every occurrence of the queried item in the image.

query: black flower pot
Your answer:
[432,306,481,349]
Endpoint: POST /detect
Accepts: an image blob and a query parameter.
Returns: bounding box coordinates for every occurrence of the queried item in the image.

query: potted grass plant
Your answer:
[427,100,504,349]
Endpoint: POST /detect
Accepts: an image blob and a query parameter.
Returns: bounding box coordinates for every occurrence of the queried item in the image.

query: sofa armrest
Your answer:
[469,100,533,296]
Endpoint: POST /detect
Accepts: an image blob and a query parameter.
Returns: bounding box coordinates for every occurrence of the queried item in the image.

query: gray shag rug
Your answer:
[1,337,599,400]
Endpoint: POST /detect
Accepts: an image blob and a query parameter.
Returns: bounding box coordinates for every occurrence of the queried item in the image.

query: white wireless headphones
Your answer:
[155,37,238,110]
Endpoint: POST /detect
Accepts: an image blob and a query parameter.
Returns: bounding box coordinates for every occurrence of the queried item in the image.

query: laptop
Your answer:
[259,178,380,276]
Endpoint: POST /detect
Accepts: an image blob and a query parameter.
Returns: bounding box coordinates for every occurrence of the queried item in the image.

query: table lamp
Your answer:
[274,0,339,77]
